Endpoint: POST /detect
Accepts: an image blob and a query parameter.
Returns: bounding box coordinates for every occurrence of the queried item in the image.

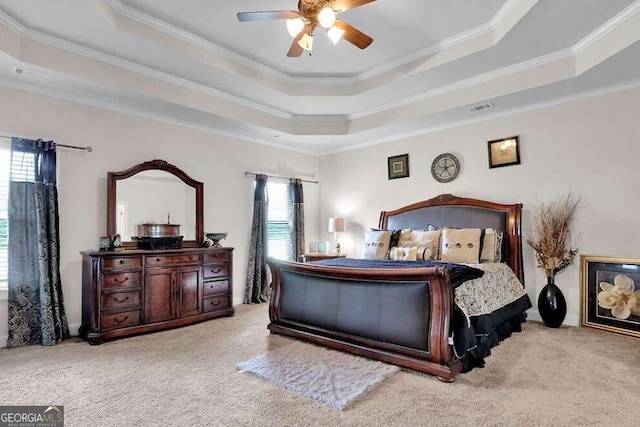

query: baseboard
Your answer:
[0,323,81,348]
[527,309,579,327]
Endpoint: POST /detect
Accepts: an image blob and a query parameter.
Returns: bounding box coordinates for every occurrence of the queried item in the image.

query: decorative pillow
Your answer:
[390,246,417,261]
[398,228,440,259]
[480,228,504,262]
[370,228,401,249]
[390,246,433,261]
[440,228,483,263]
[362,230,392,259]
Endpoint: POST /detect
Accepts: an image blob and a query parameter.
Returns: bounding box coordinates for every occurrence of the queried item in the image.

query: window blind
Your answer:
[267,181,292,261]
[0,138,10,287]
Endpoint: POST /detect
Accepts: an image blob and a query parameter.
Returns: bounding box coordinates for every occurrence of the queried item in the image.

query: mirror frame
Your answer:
[107,159,204,248]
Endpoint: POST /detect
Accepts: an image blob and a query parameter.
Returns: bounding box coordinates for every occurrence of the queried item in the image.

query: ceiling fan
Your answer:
[237,0,376,57]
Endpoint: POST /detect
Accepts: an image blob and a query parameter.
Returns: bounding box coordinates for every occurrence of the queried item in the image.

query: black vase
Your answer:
[537,276,567,328]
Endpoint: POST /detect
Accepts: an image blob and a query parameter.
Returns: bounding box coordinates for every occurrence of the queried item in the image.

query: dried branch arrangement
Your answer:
[526,193,581,277]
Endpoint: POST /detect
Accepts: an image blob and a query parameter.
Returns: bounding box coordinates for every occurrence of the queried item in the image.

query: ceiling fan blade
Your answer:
[287,31,305,57]
[334,20,373,49]
[237,11,299,22]
[331,0,377,13]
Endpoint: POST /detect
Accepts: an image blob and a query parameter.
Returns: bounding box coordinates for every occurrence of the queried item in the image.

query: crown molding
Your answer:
[0,7,293,120]
[349,48,575,120]
[0,76,317,156]
[573,0,640,53]
[104,0,292,83]
[320,78,640,155]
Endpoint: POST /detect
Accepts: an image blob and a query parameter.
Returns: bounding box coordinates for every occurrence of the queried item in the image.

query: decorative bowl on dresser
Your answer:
[79,159,234,344]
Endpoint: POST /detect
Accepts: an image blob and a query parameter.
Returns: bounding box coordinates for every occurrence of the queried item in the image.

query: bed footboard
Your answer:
[266,259,462,382]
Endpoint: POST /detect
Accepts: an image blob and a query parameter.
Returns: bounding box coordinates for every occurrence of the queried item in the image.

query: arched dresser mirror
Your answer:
[107,159,204,248]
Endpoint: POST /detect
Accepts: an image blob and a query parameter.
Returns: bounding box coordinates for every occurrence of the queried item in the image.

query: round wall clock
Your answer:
[431,153,460,183]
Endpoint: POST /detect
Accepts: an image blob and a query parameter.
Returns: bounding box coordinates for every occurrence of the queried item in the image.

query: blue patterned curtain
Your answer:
[244,174,269,303]
[7,138,69,347]
[289,178,305,261]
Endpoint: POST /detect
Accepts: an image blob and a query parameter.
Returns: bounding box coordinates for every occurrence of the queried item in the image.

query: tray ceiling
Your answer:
[0,0,639,154]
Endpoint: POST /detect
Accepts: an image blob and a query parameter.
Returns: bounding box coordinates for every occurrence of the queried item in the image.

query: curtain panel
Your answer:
[289,178,305,262]
[244,174,269,304]
[7,138,69,347]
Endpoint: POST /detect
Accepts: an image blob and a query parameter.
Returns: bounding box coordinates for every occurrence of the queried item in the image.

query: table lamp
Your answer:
[328,217,345,254]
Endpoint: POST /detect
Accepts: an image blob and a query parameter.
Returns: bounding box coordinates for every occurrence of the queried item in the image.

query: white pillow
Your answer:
[440,228,483,263]
[390,247,417,261]
[398,228,440,260]
[480,228,504,262]
[390,246,433,261]
[362,230,392,259]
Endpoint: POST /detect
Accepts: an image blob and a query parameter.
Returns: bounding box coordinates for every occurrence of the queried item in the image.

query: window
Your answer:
[266,181,292,261]
[0,137,9,290]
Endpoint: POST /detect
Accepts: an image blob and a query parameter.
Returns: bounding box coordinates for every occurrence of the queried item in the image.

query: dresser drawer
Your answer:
[203,295,230,312]
[204,251,230,263]
[101,310,141,331]
[203,264,230,280]
[146,253,201,267]
[203,279,229,296]
[102,271,141,290]
[101,290,141,311]
[102,256,142,270]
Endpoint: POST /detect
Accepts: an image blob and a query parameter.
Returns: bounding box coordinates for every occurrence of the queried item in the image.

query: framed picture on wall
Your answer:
[388,154,409,179]
[581,255,640,339]
[487,136,520,168]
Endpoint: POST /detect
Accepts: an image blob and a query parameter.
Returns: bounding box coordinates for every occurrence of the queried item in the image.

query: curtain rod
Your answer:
[244,171,318,184]
[0,134,92,152]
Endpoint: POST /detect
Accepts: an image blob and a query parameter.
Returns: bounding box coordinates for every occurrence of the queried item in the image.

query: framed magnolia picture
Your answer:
[387,154,409,180]
[581,255,640,339]
[487,136,520,168]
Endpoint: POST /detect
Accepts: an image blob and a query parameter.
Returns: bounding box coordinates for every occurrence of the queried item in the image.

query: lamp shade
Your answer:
[286,18,304,37]
[298,32,314,51]
[327,26,344,44]
[328,217,345,233]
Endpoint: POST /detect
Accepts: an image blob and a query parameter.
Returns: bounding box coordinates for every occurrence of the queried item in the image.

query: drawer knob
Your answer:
[211,300,221,306]
[114,315,129,323]
[119,259,125,265]
[211,268,221,274]
[156,257,161,262]
[114,277,129,284]
[113,296,129,303]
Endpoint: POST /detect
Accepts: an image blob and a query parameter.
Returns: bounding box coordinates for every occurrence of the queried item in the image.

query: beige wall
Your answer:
[0,86,320,343]
[319,88,640,325]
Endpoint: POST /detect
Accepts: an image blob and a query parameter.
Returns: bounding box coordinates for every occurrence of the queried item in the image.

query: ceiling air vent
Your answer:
[468,102,494,113]
[12,66,51,82]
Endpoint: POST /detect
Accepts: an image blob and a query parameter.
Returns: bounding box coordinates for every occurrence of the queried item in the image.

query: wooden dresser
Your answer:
[80,247,234,344]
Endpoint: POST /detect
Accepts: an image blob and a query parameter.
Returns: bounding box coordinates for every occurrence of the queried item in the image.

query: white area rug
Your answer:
[236,341,400,410]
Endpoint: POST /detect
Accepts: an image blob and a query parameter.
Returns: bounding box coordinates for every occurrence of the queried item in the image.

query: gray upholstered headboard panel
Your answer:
[379,194,524,285]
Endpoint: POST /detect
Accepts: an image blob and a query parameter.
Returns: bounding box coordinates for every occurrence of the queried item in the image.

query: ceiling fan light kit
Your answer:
[237,0,376,57]
[328,26,345,45]
[318,7,336,28]
[286,18,305,37]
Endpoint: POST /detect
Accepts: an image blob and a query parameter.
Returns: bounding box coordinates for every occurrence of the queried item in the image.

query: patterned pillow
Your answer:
[362,230,392,259]
[440,228,483,263]
[398,228,440,260]
[480,228,504,262]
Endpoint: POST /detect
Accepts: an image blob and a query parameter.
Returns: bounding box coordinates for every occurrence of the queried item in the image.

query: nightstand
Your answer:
[299,253,347,263]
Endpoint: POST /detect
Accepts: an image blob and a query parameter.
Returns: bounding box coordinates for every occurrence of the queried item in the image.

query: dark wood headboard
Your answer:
[379,194,524,285]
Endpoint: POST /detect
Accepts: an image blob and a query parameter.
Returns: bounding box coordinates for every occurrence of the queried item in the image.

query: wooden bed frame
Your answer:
[267,194,524,382]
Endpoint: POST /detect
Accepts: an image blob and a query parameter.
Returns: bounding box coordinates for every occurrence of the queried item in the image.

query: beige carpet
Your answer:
[1,304,639,427]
